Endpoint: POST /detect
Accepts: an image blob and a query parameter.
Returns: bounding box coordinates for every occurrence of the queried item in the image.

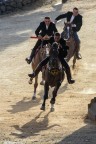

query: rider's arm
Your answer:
[60,38,68,49]
[58,39,68,58]
[35,22,42,37]
[55,12,69,22]
[47,37,54,45]
[72,16,82,32]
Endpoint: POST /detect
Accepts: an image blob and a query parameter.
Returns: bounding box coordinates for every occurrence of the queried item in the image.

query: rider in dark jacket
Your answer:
[25,17,58,64]
[28,32,75,84]
[55,7,82,59]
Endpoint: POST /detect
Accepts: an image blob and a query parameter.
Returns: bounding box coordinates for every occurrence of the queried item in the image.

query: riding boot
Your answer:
[25,39,42,64]
[59,57,75,84]
[65,67,75,84]
[75,43,82,59]
[28,64,42,78]
[25,48,36,64]
[28,56,50,78]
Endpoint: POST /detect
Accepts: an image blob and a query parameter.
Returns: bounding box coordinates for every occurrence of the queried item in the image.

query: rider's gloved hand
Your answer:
[38,35,43,40]
[43,35,50,40]
[72,24,76,27]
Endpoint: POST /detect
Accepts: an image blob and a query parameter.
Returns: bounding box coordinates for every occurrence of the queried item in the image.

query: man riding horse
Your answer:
[28,32,75,84]
[25,16,58,64]
[55,7,83,59]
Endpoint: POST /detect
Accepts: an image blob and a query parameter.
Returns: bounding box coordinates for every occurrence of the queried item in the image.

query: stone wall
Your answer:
[0,0,37,15]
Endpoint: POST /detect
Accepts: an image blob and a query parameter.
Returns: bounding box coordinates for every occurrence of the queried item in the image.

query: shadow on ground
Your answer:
[11,111,60,138]
[7,96,41,114]
[57,118,96,144]
[7,82,68,114]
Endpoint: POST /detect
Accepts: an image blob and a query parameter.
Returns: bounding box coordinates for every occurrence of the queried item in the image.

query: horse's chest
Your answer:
[45,68,64,87]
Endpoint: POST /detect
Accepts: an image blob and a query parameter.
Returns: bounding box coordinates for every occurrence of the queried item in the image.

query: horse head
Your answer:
[48,42,61,75]
[62,22,74,40]
[49,42,59,57]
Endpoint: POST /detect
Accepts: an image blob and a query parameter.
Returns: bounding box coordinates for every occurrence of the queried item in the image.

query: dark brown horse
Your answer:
[29,44,50,100]
[40,42,65,112]
[61,22,77,68]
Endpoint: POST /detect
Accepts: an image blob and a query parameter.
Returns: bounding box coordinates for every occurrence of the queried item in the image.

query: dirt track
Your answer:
[0,0,96,144]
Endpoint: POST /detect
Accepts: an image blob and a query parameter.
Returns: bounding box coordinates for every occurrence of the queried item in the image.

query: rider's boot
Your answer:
[28,64,42,78]
[28,57,49,78]
[25,39,42,64]
[65,67,75,84]
[25,49,35,64]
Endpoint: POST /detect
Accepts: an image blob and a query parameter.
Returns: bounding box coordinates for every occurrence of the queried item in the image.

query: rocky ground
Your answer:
[0,0,96,143]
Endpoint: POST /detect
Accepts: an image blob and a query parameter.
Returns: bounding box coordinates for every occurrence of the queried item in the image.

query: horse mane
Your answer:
[49,42,59,56]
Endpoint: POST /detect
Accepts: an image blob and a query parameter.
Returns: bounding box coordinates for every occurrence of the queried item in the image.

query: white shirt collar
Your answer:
[70,15,75,23]
[46,25,48,30]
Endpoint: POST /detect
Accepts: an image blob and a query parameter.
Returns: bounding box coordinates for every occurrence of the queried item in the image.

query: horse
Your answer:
[61,22,77,68]
[40,42,65,112]
[29,44,50,100]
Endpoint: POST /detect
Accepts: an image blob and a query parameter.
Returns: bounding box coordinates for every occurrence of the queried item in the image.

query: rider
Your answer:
[28,32,75,84]
[55,7,83,59]
[25,16,58,64]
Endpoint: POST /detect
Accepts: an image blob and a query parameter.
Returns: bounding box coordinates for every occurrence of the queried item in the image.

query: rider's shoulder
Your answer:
[78,14,83,19]
[60,37,66,41]
[60,38,66,44]
[50,36,54,41]
[40,21,45,25]
[67,11,73,15]
[50,21,56,26]
[79,14,83,18]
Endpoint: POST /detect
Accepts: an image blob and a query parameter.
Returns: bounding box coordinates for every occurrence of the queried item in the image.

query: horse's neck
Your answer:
[63,26,73,40]
[66,37,75,46]
[48,56,62,70]
[66,37,76,62]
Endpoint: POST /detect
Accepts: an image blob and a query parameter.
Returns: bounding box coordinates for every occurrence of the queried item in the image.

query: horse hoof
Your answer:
[50,107,55,112]
[32,96,36,100]
[40,81,45,85]
[72,65,75,69]
[40,105,45,111]
[28,79,32,84]
[50,100,55,104]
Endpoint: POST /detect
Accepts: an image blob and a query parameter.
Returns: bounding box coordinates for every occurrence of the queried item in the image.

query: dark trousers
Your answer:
[59,56,72,81]
[73,32,80,44]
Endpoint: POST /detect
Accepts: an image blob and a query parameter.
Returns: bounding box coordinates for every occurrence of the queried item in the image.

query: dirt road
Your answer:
[0,0,96,143]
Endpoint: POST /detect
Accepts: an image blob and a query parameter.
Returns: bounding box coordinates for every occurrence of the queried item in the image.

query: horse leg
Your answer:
[73,53,77,69]
[40,82,49,111]
[40,67,45,85]
[50,82,61,112]
[32,75,38,100]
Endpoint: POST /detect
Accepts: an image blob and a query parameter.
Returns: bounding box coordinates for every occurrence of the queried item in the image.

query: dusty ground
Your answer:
[0,0,96,144]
